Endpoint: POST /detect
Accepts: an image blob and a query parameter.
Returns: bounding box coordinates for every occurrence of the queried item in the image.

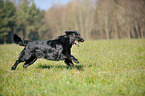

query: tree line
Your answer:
[0,0,145,44]
[0,0,48,43]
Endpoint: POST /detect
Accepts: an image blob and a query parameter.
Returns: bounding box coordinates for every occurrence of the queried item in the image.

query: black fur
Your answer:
[11,30,84,70]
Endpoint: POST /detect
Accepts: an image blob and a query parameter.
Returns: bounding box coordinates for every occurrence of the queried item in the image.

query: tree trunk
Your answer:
[105,16,110,39]
[140,27,144,38]
[135,21,140,38]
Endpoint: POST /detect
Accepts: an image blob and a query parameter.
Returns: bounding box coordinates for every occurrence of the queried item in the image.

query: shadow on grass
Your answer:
[37,64,84,71]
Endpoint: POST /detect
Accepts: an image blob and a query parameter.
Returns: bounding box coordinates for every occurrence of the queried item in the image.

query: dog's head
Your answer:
[65,30,84,46]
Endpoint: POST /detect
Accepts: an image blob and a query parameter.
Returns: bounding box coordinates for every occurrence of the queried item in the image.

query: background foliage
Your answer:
[0,0,145,43]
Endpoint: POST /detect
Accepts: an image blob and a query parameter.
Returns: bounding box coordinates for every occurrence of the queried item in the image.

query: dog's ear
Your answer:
[65,30,74,35]
[65,30,80,36]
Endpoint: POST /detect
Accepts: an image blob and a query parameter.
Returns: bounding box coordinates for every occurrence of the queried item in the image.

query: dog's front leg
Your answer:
[64,54,79,63]
[70,55,79,63]
[64,58,75,68]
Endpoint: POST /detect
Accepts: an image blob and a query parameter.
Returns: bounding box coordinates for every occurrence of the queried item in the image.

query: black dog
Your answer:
[11,30,84,70]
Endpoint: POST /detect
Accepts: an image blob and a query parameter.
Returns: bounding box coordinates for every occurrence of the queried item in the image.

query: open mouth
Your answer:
[74,40,79,47]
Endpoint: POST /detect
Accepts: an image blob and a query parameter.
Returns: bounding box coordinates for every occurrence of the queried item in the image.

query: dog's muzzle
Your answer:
[74,38,84,47]
[75,40,79,47]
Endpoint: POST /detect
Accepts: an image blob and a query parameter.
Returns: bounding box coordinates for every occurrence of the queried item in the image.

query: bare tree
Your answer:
[45,0,145,39]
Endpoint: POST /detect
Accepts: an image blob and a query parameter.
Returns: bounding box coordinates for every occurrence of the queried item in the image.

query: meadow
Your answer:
[0,39,145,96]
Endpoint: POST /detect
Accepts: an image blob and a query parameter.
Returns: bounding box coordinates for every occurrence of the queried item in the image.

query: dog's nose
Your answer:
[81,38,85,42]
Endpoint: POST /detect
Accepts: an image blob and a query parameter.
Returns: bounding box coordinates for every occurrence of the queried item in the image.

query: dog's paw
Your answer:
[11,66,16,70]
[23,64,28,68]
[70,56,79,63]
[73,59,79,63]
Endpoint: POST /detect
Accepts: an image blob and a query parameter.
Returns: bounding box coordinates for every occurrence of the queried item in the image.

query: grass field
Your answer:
[0,39,145,96]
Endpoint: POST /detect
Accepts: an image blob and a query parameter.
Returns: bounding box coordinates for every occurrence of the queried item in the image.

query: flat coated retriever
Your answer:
[11,30,84,70]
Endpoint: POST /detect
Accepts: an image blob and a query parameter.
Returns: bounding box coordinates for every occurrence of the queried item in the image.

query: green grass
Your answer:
[0,39,145,96]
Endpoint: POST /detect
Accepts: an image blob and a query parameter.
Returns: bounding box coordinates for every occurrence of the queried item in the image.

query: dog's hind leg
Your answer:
[11,47,32,70]
[64,59,75,68]
[11,60,22,70]
[11,49,26,70]
[23,56,37,69]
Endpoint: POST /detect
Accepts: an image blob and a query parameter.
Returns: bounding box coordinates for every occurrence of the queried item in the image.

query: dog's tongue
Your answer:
[75,40,79,47]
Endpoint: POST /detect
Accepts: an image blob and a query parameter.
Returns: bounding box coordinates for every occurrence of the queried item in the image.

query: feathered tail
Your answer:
[13,34,30,46]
